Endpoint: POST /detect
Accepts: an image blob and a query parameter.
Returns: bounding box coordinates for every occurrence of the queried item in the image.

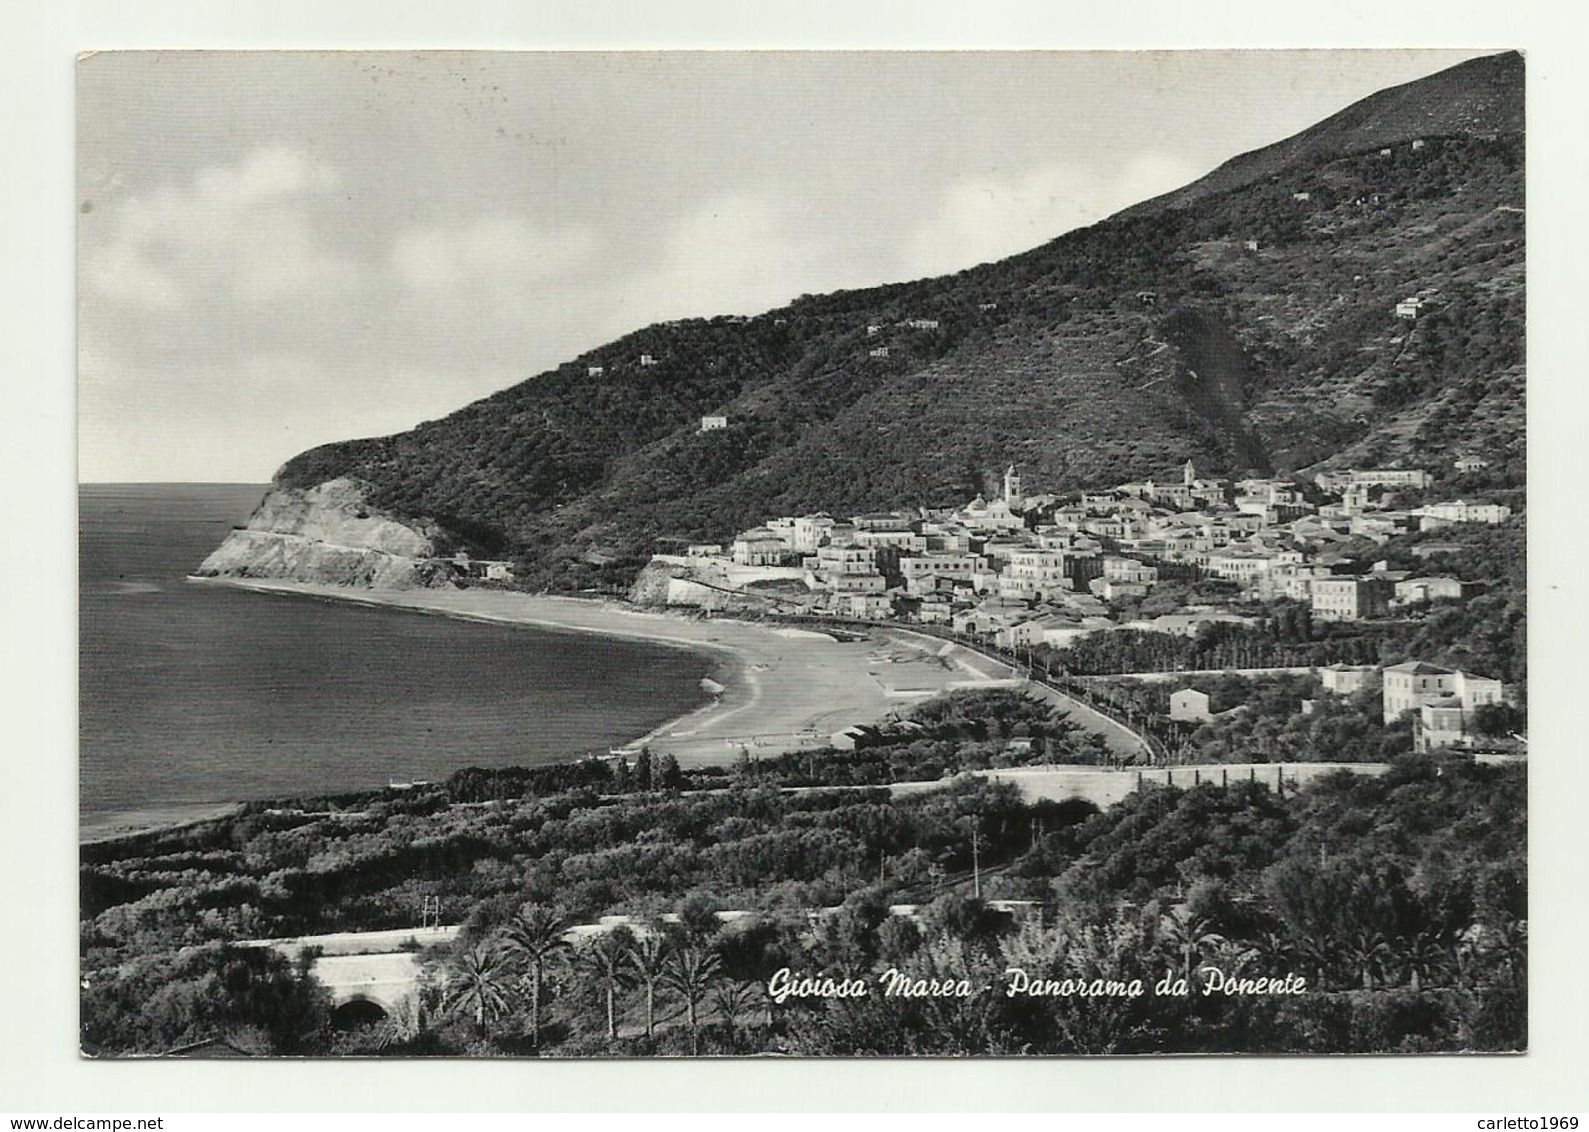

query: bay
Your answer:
[78,484,709,827]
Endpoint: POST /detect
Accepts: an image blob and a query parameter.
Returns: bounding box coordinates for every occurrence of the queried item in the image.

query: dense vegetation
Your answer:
[266,53,1523,589]
[80,690,1523,1057]
[1081,673,1416,765]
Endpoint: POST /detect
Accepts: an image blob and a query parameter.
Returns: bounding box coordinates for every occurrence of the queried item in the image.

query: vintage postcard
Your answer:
[77,49,1526,1059]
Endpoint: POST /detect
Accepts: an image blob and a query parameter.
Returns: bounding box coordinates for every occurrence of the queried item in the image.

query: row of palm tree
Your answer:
[439,898,1526,1054]
[1154,905,1527,995]
[439,903,744,1053]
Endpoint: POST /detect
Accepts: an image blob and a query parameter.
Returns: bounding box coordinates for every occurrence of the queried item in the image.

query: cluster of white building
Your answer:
[680,459,1513,647]
[660,456,1520,755]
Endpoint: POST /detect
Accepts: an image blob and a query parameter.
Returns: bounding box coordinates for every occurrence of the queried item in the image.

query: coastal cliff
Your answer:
[195,478,456,589]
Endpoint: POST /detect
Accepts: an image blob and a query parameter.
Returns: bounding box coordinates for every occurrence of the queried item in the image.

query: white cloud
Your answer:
[896,153,1207,280]
[190,146,339,207]
[391,216,598,293]
[1110,151,1210,213]
[81,146,356,311]
[603,194,876,327]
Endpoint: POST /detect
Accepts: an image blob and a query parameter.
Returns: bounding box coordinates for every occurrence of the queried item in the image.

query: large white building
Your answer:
[853,529,928,553]
[731,528,786,566]
[806,544,878,578]
[766,514,834,554]
[1000,550,1071,600]
[1102,556,1158,585]
[1393,576,1476,605]
[901,555,986,594]
[1310,576,1392,622]
[1414,500,1513,528]
[1314,468,1431,492]
[1381,661,1506,724]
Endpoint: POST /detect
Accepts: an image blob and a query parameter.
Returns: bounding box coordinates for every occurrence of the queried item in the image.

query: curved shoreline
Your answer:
[184,577,1007,764]
[83,578,1020,844]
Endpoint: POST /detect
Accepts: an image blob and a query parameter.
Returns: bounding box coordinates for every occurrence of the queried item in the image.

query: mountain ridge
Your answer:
[230,51,1522,589]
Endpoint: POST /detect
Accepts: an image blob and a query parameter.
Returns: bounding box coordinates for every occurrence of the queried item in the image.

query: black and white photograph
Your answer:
[74,47,1532,1062]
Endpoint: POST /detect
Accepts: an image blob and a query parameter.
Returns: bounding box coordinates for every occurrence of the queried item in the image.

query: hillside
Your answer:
[231,52,1522,590]
[1119,50,1523,218]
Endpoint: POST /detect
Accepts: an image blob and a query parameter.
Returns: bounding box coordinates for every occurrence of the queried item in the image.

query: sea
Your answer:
[79,484,710,832]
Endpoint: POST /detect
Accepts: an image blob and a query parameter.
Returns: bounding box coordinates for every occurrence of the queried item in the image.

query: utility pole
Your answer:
[971,825,982,899]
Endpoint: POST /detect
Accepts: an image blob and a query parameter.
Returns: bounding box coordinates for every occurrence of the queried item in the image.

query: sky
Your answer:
[77,49,1492,483]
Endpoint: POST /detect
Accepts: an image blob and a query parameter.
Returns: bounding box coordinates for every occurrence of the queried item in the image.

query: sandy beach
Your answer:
[192,579,1024,766]
[80,802,244,844]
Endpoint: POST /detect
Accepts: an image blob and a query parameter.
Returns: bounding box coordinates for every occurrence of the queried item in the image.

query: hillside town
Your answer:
[641,458,1519,756]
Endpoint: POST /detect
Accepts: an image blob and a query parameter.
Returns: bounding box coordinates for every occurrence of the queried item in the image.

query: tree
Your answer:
[922,893,1006,946]
[1342,925,1393,991]
[442,942,517,1039]
[1398,928,1455,992]
[633,749,655,791]
[1158,906,1225,984]
[676,893,723,947]
[812,891,889,969]
[500,903,571,1046]
[577,927,635,1042]
[877,915,923,966]
[711,980,761,1051]
[664,944,722,1055]
[1471,702,1525,739]
[625,933,672,1039]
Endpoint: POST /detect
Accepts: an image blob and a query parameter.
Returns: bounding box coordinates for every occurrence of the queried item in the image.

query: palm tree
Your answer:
[578,930,633,1042]
[442,942,517,1039]
[1342,926,1392,991]
[664,944,722,1056]
[1398,929,1455,992]
[625,933,672,1039]
[711,980,760,1051]
[1158,907,1224,984]
[500,903,571,1046]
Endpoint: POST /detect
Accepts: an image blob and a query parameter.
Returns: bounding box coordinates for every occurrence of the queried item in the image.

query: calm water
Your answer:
[79,484,709,822]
